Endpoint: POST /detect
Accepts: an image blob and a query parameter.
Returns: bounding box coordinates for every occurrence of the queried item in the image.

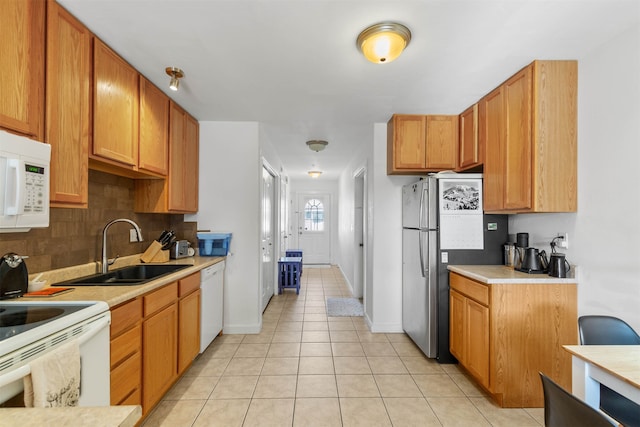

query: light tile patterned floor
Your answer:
[142,265,544,426]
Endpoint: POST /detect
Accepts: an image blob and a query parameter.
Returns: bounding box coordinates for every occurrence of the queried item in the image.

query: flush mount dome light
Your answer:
[356,22,411,64]
[306,140,329,152]
[166,67,184,91]
[308,170,322,178]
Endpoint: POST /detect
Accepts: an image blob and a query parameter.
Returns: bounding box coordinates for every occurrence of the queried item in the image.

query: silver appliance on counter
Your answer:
[402,173,507,363]
[170,240,191,259]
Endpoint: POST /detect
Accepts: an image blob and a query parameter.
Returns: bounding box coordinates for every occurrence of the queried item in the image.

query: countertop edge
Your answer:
[21,256,225,307]
[0,404,141,427]
[448,265,578,284]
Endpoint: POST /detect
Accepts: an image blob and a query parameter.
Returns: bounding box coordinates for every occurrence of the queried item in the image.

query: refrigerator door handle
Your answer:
[419,186,427,229]
[419,230,427,278]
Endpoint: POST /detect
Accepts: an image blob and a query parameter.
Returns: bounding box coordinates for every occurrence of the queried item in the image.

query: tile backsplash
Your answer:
[0,170,197,273]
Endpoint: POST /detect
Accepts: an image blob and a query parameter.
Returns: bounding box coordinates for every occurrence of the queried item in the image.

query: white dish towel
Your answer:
[23,339,81,407]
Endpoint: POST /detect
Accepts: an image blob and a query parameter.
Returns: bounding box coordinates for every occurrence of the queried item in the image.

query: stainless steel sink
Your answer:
[53,264,191,286]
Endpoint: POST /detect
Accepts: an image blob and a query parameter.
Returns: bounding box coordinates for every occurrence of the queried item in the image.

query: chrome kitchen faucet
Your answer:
[101,219,142,274]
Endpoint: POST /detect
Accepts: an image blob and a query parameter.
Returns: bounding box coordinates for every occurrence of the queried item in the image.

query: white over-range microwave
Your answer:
[0,130,51,233]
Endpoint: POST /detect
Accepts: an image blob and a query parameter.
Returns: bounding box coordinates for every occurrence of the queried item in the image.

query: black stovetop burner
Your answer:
[0,303,90,341]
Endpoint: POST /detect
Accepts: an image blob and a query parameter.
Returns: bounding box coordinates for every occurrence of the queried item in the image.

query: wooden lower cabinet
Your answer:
[178,272,201,375]
[110,299,142,406]
[178,289,201,374]
[449,272,577,407]
[109,272,203,419]
[142,282,178,414]
[142,300,178,413]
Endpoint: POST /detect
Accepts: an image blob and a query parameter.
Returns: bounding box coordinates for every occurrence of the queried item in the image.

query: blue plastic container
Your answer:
[197,232,232,256]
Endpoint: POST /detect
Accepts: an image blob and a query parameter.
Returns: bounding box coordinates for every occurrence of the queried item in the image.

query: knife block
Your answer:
[140,241,170,263]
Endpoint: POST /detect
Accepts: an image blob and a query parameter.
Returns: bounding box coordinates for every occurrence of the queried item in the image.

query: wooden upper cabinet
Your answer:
[46,0,91,208]
[0,0,45,139]
[93,38,139,166]
[503,66,533,210]
[458,104,481,171]
[168,102,187,210]
[134,101,199,213]
[387,114,458,174]
[168,102,199,212]
[482,60,577,213]
[425,115,458,170]
[139,77,169,175]
[182,113,199,212]
[387,114,426,172]
[481,87,505,212]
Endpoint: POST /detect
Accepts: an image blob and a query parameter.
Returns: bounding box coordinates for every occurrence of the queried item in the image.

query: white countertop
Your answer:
[447,264,578,284]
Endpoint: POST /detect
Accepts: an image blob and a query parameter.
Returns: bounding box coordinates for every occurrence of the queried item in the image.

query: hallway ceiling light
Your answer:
[166,67,184,91]
[306,140,329,152]
[356,22,411,64]
[308,170,322,178]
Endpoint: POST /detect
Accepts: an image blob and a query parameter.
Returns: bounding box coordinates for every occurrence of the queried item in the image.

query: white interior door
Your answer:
[261,166,276,311]
[279,176,290,255]
[353,169,365,298]
[297,193,331,264]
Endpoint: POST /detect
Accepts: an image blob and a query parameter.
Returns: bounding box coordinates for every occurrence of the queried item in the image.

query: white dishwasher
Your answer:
[200,261,225,353]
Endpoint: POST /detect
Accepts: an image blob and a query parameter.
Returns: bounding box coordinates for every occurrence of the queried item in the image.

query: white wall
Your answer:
[185,121,262,334]
[368,124,416,332]
[335,124,413,332]
[336,146,368,296]
[289,178,340,265]
[510,23,640,332]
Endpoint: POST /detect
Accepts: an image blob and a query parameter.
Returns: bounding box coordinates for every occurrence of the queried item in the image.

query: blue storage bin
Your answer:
[197,232,232,256]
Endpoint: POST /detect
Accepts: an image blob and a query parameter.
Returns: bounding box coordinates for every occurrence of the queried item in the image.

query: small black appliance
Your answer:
[0,253,29,299]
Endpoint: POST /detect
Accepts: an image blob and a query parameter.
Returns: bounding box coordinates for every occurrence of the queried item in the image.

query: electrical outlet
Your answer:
[130,229,142,242]
[557,232,568,249]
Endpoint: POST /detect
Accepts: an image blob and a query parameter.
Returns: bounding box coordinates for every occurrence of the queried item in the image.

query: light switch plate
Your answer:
[130,229,142,242]
[441,252,449,263]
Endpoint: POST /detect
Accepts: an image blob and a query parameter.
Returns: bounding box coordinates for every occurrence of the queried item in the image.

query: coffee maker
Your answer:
[513,233,528,270]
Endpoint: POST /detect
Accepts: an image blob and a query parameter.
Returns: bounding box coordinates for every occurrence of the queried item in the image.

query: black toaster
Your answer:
[0,253,29,299]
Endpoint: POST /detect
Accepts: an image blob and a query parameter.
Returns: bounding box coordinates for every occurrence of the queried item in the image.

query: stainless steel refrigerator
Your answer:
[402,174,507,363]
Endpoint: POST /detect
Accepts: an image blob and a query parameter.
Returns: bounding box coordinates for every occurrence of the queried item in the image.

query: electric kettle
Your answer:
[517,248,548,273]
[548,253,570,278]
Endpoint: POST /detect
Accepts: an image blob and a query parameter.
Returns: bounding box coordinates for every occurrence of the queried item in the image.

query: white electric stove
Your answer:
[0,300,111,406]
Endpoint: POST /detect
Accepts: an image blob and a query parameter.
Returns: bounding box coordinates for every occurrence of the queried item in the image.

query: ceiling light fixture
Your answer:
[306,140,329,152]
[166,67,184,91]
[356,22,411,64]
[308,170,322,178]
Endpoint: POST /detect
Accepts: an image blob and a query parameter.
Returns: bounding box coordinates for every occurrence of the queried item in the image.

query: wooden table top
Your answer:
[564,345,640,389]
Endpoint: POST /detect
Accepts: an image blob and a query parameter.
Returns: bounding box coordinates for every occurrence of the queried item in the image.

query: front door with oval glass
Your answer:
[297,194,331,264]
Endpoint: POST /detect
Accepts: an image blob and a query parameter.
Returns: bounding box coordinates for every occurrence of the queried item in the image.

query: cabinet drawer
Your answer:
[450,273,489,306]
[144,282,178,317]
[179,272,200,297]
[111,298,142,337]
[111,351,141,405]
[120,388,141,407]
[111,324,141,369]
